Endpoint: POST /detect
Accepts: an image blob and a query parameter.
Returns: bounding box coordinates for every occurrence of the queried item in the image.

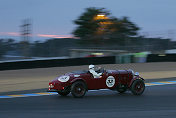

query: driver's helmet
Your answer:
[89,64,95,70]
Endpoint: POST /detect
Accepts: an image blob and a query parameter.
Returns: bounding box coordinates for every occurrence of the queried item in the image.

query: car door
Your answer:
[96,72,108,89]
[85,73,99,90]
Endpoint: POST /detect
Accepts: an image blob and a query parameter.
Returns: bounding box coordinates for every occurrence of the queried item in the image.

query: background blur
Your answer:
[1,0,176,63]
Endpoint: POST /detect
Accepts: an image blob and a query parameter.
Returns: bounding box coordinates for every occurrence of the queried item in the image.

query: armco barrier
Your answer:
[0,56,116,71]
[147,54,176,62]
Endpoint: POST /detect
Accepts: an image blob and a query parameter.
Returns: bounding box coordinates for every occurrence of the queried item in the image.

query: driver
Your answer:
[89,64,102,78]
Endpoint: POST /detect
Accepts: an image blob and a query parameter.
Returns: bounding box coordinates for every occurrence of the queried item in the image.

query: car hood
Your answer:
[64,70,88,76]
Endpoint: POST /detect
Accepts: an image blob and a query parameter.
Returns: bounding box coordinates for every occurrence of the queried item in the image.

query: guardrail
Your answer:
[147,54,176,62]
[0,56,116,71]
[1,54,176,71]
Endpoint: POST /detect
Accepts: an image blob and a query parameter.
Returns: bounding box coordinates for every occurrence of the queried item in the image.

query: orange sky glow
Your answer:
[0,32,73,39]
[37,34,73,38]
[0,32,20,36]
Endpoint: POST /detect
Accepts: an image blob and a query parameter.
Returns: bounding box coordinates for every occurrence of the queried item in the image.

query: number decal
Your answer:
[106,76,115,87]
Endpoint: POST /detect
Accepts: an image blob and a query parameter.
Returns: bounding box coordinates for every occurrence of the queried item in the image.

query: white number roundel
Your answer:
[106,76,115,87]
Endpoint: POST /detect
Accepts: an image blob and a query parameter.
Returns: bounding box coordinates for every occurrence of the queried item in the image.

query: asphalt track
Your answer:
[0,62,176,118]
[0,83,176,118]
[1,62,176,93]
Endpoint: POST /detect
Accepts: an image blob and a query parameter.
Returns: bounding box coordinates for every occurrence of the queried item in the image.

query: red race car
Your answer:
[48,67,145,98]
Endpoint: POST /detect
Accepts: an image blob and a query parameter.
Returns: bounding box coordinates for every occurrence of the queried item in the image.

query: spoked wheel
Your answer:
[71,81,86,98]
[57,91,70,96]
[131,79,145,95]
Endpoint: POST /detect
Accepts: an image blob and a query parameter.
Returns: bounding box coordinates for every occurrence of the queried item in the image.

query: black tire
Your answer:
[131,79,145,95]
[57,91,70,96]
[71,81,86,98]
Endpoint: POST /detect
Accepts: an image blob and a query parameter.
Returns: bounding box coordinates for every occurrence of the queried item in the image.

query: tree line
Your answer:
[73,7,139,46]
[0,7,174,59]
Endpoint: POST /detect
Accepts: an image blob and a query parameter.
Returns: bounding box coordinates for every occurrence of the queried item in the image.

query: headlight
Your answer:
[135,72,139,76]
[58,76,70,82]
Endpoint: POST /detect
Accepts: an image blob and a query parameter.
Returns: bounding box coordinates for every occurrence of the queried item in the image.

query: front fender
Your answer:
[129,76,145,88]
[70,78,88,90]
[70,78,86,84]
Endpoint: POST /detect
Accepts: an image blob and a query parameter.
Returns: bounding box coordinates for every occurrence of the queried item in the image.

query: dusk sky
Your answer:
[0,0,176,41]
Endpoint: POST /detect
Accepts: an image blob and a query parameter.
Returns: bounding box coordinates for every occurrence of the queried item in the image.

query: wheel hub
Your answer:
[137,85,141,89]
[77,88,81,91]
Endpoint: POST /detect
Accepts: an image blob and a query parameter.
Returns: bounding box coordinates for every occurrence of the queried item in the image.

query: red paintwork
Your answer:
[48,69,143,91]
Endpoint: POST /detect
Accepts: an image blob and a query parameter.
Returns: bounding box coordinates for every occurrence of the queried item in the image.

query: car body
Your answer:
[48,68,145,98]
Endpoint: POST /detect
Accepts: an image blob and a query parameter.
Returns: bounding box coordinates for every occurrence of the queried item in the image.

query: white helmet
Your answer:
[89,64,95,69]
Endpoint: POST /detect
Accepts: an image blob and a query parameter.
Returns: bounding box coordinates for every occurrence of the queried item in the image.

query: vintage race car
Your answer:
[48,68,145,98]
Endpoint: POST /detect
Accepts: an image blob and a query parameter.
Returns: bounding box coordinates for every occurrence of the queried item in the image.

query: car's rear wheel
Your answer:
[71,81,86,98]
[131,79,145,95]
[57,91,70,96]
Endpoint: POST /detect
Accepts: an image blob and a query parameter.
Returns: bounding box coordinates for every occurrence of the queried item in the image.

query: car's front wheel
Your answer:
[71,81,86,98]
[131,79,145,95]
[57,91,70,96]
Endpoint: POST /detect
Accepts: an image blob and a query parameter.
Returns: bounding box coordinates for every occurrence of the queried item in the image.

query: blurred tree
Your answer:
[30,38,79,57]
[0,39,15,59]
[109,17,139,38]
[0,39,6,58]
[18,41,30,58]
[72,7,140,45]
[4,39,15,51]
